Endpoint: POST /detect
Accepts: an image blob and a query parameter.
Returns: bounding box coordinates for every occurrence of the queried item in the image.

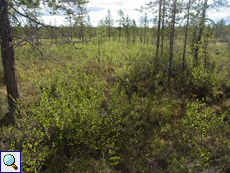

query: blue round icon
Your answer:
[3,154,15,166]
[3,154,18,170]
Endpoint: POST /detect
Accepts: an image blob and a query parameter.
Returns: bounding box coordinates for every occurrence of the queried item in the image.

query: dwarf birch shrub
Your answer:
[14,67,126,172]
[179,100,230,172]
[181,62,223,101]
[13,60,155,172]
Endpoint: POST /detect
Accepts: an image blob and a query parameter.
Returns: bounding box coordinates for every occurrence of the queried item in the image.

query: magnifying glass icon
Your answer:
[3,154,18,170]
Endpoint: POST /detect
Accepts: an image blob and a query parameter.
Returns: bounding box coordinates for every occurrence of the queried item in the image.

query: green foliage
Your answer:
[14,66,123,171]
[1,40,230,172]
[182,60,222,101]
[1,0,230,171]
[179,100,228,172]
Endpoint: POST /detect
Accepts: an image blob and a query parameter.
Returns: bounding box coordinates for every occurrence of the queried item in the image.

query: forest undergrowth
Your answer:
[1,40,230,172]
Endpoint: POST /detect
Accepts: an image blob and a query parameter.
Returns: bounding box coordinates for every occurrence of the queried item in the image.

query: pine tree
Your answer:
[75,1,88,42]
[156,0,162,57]
[131,19,138,44]
[194,0,208,66]
[0,0,20,117]
[105,9,114,41]
[65,9,74,40]
[117,9,125,42]
[182,0,192,72]
[135,6,144,43]
[168,0,177,85]
[123,15,132,44]
[143,13,149,44]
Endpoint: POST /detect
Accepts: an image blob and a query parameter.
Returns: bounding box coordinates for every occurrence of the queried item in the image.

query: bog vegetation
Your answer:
[1,0,230,172]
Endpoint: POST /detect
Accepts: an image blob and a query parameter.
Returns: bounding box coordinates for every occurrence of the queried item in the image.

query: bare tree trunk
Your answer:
[194,0,208,66]
[118,28,121,42]
[161,0,165,56]
[70,16,73,40]
[80,12,84,42]
[109,24,111,41]
[133,29,136,44]
[140,27,143,43]
[168,0,177,85]
[156,0,162,57]
[182,0,191,72]
[0,0,20,115]
[144,27,146,44]
[126,28,129,44]
[81,24,84,42]
[151,27,154,44]
[204,36,209,71]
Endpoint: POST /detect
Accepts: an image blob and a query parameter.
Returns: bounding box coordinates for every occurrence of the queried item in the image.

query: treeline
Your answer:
[11,18,230,44]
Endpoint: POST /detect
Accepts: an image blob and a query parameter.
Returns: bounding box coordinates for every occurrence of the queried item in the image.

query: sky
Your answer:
[39,0,230,27]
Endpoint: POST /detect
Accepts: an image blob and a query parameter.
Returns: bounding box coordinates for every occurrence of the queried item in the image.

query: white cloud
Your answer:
[39,0,153,26]
[39,15,65,26]
[39,0,230,26]
[206,6,230,24]
[87,0,152,26]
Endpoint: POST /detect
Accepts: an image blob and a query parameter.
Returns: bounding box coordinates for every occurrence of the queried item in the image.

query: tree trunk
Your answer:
[70,16,73,40]
[144,27,146,44]
[204,36,208,71]
[182,0,191,72]
[161,0,165,56]
[194,0,208,66]
[156,0,162,57]
[168,0,177,85]
[0,0,20,115]
[133,29,135,44]
[140,27,143,43]
[126,24,129,44]
[119,28,121,42]
[81,24,84,42]
[109,24,111,41]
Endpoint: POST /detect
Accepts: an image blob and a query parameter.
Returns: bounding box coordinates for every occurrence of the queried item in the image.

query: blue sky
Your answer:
[40,0,230,26]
